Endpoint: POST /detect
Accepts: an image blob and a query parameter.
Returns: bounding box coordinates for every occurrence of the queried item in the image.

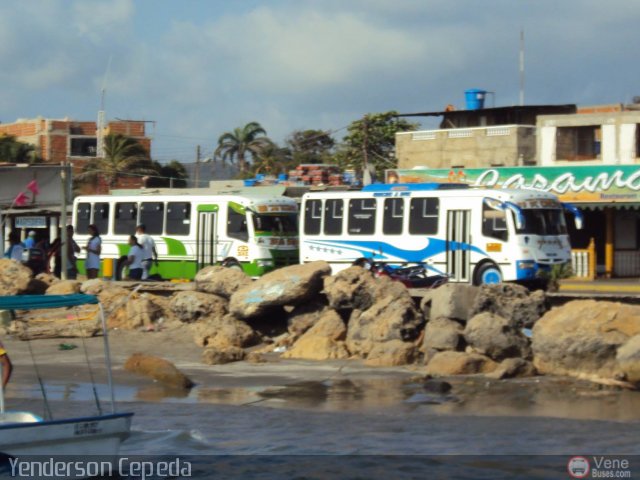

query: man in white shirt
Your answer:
[135,224,158,280]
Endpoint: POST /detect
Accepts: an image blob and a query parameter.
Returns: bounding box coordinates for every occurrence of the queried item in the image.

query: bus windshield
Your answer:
[252,213,298,236]
[515,208,567,235]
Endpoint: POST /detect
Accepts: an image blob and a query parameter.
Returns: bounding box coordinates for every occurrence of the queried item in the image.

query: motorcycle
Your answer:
[352,258,448,289]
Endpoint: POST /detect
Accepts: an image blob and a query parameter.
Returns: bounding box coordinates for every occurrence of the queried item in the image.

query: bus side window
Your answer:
[409,198,439,234]
[324,199,343,235]
[114,202,139,235]
[140,202,164,235]
[76,202,91,233]
[304,200,322,235]
[227,206,248,242]
[482,200,508,241]
[166,202,191,235]
[348,198,376,235]
[93,202,110,235]
[383,198,403,235]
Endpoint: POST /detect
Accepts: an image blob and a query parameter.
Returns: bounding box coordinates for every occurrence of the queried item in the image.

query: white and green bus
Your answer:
[72,191,299,279]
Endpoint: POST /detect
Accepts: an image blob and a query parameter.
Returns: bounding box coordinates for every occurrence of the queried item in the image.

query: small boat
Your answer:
[0,293,133,457]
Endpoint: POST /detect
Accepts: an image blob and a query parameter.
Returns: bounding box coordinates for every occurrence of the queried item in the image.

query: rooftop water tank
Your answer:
[464,89,487,110]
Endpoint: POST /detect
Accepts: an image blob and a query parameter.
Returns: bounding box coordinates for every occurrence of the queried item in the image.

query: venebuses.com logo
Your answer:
[567,456,632,478]
[568,457,590,478]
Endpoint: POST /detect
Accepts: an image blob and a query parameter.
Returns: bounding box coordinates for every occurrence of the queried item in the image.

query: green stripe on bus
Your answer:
[162,237,187,256]
[229,202,246,215]
[197,204,219,212]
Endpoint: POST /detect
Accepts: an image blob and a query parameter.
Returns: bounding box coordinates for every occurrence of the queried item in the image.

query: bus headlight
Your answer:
[257,260,274,268]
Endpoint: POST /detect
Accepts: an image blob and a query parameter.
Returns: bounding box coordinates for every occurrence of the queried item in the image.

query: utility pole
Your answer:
[519,29,525,106]
[195,145,201,188]
[60,162,68,280]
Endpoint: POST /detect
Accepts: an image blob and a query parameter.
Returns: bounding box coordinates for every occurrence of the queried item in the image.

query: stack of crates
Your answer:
[287,164,343,186]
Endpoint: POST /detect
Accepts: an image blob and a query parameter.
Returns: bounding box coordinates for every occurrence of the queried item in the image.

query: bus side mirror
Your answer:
[503,201,525,230]
[563,203,584,230]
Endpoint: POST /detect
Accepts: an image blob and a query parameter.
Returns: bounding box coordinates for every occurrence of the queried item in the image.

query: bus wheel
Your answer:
[474,263,502,285]
[221,258,243,271]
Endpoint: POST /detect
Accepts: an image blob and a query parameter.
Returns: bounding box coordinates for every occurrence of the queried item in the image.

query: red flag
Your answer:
[13,192,28,206]
[26,180,39,195]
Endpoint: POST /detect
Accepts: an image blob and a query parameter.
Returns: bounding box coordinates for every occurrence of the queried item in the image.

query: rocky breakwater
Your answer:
[3,257,640,389]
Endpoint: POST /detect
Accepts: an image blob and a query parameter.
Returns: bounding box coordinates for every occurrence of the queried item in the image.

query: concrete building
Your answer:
[396,105,575,169]
[0,117,151,165]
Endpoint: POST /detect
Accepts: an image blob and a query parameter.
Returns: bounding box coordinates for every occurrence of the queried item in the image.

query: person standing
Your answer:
[125,235,145,280]
[135,224,158,280]
[65,225,81,279]
[83,224,102,279]
[23,231,36,249]
[3,231,24,262]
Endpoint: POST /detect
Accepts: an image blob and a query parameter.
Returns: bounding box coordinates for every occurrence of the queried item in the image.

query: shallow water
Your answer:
[6,376,640,479]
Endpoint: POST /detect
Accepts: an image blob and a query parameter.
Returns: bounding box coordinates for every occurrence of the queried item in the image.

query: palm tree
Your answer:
[77,133,158,187]
[214,122,273,176]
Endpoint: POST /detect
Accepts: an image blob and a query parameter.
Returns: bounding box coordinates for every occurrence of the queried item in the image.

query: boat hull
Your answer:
[0,412,133,456]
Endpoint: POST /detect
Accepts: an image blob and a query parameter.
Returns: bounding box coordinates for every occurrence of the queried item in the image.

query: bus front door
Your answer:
[196,211,218,270]
[446,209,471,282]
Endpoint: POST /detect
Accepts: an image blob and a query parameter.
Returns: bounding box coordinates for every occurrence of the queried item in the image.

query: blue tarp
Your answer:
[0,294,99,310]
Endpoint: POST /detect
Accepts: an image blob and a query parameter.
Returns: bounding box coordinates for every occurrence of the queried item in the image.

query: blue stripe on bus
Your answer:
[304,238,486,263]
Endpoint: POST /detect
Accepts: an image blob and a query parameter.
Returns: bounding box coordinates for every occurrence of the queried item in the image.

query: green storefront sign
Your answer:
[388,165,640,204]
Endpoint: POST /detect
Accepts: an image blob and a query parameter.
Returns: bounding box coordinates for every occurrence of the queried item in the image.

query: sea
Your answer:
[7,378,640,479]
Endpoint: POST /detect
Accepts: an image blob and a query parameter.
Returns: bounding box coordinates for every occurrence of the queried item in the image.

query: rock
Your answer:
[80,279,110,295]
[26,273,59,294]
[424,351,498,376]
[45,280,81,295]
[470,283,547,328]
[202,346,246,365]
[422,378,452,394]
[282,309,349,361]
[124,353,194,389]
[616,334,640,385]
[301,309,346,341]
[193,314,259,349]
[170,290,228,323]
[323,266,378,311]
[245,351,267,363]
[346,276,423,357]
[464,312,531,361]
[229,261,331,318]
[97,286,133,327]
[109,294,164,330]
[195,266,252,298]
[364,340,418,366]
[287,299,332,337]
[282,336,350,361]
[0,258,32,295]
[486,358,537,379]
[423,317,464,352]
[423,283,479,322]
[532,300,640,381]
[9,304,101,339]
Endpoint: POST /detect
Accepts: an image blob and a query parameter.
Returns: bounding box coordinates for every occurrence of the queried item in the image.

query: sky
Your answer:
[1,0,639,164]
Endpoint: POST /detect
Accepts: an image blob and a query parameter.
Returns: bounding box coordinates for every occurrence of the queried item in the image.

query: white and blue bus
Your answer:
[299,183,583,285]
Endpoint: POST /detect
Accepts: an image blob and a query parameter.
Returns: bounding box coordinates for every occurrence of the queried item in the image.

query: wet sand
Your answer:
[3,325,640,423]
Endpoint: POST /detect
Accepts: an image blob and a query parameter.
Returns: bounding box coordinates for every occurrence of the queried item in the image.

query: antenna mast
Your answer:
[97,55,112,158]
[519,29,525,106]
